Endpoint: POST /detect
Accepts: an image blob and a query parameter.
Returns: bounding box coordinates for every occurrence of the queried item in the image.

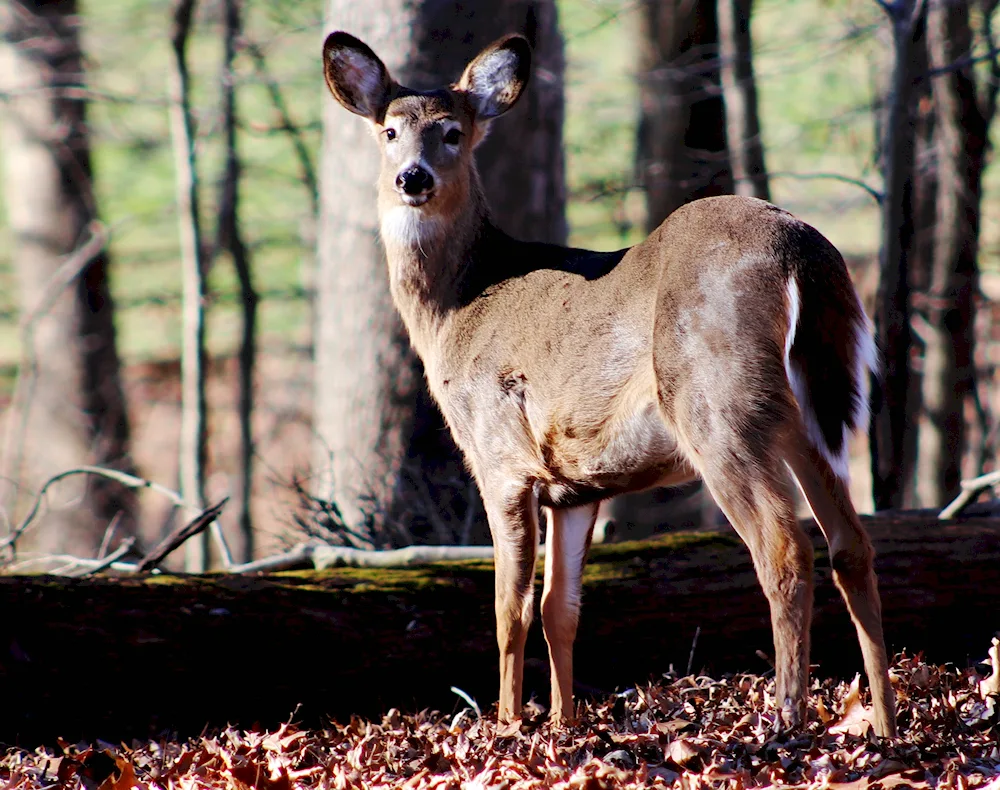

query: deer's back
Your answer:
[432,195,851,503]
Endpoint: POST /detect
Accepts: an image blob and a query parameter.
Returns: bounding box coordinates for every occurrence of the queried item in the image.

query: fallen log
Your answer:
[2,514,998,746]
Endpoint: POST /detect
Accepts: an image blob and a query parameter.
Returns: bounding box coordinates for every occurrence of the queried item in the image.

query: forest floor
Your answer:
[2,652,999,789]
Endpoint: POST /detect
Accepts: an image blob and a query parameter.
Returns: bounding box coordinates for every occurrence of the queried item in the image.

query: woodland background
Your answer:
[0,0,998,571]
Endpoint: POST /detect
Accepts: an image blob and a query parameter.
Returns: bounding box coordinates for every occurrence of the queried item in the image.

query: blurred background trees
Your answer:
[0,0,136,556]
[1,0,999,566]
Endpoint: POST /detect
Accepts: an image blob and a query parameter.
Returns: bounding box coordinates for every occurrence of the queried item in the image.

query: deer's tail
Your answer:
[783,263,878,482]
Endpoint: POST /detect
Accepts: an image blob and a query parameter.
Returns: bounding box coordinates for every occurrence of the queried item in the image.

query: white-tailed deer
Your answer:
[322,31,897,738]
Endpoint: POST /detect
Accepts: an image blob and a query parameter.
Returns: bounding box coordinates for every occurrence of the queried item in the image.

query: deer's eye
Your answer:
[443,128,462,146]
[384,128,397,141]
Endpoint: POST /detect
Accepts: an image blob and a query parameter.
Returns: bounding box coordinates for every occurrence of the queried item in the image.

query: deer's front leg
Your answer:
[484,483,540,724]
[542,503,598,724]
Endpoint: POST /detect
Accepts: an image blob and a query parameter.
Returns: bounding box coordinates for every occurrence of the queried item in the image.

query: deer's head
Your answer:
[322,31,531,240]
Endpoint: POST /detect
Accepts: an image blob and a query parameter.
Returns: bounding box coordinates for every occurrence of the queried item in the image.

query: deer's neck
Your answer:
[379,173,492,354]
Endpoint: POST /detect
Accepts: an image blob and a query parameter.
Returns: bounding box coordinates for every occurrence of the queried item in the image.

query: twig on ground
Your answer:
[227,542,506,574]
[97,513,123,560]
[939,469,1000,519]
[5,538,138,576]
[686,626,701,676]
[138,498,230,571]
[66,538,136,577]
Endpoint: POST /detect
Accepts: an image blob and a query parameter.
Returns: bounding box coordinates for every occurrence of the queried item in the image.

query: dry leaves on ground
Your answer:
[2,650,999,790]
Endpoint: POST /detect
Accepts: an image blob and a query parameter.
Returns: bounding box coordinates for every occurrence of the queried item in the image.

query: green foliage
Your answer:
[2,0,997,380]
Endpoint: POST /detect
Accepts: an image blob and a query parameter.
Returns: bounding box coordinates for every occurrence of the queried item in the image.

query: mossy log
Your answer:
[2,515,999,746]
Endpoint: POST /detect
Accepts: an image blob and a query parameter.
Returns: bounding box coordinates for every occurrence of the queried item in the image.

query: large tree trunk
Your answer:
[915,0,990,507]
[717,0,769,200]
[869,0,925,511]
[314,1,565,547]
[0,0,135,555]
[3,515,999,745]
[636,0,733,232]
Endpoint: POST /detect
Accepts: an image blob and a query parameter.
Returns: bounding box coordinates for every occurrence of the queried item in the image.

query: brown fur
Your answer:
[322,31,897,738]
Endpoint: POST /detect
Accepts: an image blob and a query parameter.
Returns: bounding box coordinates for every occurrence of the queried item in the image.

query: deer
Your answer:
[321,30,897,739]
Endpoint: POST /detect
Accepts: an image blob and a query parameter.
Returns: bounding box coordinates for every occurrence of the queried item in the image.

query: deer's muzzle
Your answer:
[396,165,435,205]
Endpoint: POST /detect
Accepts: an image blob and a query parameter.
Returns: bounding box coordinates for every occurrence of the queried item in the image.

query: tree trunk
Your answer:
[902,28,935,509]
[717,0,769,200]
[314,0,565,547]
[3,515,999,745]
[217,0,257,563]
[167,0,209,570]
[0,0,136,556]
[869,0,925,511]
[636,0,733,232]
[916,0,989,507]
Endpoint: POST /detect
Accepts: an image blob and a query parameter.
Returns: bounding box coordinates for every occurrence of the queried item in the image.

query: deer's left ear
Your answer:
[455,35,531,120]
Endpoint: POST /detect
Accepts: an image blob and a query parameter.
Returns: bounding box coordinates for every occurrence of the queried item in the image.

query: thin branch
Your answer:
[97,512,123,559]
[1,466,194,557]
[242,39,318,216]
[137,498,229,571]
[768,171,884,203]
[939,470,1000,519]
[4,546,138,576]
[65,537,136,577]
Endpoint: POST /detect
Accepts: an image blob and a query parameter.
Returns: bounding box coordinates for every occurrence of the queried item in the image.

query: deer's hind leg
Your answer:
[784,444,896,738]
[697,442,814,730]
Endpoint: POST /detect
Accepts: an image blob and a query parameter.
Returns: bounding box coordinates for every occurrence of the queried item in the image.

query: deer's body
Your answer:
[323,32,897,738]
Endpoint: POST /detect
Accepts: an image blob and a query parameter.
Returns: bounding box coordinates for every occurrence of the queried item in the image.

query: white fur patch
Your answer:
[544,505,595,616]
[467,49,518,118]
[783,277,852,481]
[379,205,441,250]
[850,307,879,432]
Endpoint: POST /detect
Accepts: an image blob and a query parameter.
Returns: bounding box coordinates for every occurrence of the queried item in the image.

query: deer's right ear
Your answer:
[322,31,392,121]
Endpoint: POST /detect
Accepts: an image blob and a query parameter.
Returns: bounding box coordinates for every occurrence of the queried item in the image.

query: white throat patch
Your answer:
[380,205,442,251]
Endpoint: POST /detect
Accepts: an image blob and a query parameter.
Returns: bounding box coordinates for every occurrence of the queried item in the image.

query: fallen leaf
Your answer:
[829,674,875,736]
[664,738,705,770]
[96,756,139,790]
[980,638,1000,698]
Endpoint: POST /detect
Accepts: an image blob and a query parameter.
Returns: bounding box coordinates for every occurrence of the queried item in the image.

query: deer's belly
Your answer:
[534,398,695,509]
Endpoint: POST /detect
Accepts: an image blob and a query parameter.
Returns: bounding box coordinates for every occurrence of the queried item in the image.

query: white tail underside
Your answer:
[782,277,878,482]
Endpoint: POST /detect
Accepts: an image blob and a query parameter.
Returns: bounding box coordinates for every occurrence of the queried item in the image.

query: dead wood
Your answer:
[137,498,230,571]
[1,513,997,746]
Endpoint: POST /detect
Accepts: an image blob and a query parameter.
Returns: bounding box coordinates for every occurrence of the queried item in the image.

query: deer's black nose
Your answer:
[396,166,434,195]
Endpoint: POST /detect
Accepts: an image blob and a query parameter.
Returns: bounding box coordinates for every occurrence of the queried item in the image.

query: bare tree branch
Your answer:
[1,465,191,558]
[65,537,136,577]
[768,171,884,203]
[939,470,1000,519]
[137,498,229,571]
[243,39,319,216]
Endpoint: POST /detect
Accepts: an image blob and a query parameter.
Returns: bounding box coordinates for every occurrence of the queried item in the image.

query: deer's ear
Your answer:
[456,35,531,120]
[323,31,393,121]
